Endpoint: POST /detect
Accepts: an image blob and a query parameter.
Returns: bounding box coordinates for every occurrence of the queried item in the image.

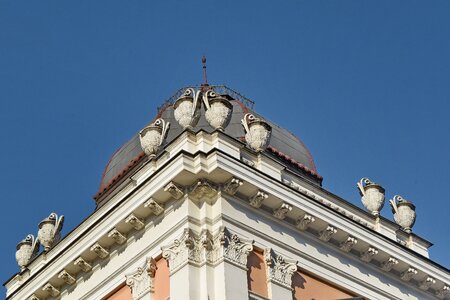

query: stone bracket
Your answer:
[144,198,165,215]
[125,214,145,231]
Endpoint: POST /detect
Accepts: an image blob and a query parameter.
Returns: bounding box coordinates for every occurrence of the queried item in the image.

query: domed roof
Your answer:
[95,86,321,200]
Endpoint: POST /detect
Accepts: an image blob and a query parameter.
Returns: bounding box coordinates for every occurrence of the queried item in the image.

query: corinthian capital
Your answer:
[264,248,297,289]
[161,229,202,273]
[126,257,157,299]
[222,229,254,268]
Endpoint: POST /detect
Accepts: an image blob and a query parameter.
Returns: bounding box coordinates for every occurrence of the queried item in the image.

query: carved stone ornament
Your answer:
[125,214,145,231]
[340,236,358,253]
[74,257,92,272]
[189,179,217,200]
[28,294,40,300]
[164,181,184,200]
[144,198,164,215]
[319,226,337,242]
[222,230,253,268]
[202,89,233,130]
[90,243,109,259]
[42,283,60,297]
[381,257,398,272]
[419,276,436,291]
[173,88,201,129]
[223,177,243,195]
[295,214,315,231]
[389,195,416,233]
[15,234,40,271]
[436,285,450,299]
[162,229,202,273]
[360,247,378,262]
[400,267,418,281]
[264,248,297,289]
[139,118,170,157]
[37,212,64,252]
[241,113,272,152]
[126,257,157,299]
[58,270,76,285]
[357,177,385,217]
[273,203,293,220]
[249,190,268,208]
[108,228,127,245]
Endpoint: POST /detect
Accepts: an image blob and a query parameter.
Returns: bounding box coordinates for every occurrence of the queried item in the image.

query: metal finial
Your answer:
[202,55,208,86]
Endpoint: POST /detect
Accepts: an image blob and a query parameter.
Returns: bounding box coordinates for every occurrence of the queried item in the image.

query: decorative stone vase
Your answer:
[15,234,39,271]
[202,89,233,130]
[139,118,170,157]
[173,88,201,129]
[389,195,416,233]
[241,113,272,152]
[357,177,385,217]
[38,213,64,251]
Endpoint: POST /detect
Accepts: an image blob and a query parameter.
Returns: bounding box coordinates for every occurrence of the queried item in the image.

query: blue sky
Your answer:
[1,0,449,287]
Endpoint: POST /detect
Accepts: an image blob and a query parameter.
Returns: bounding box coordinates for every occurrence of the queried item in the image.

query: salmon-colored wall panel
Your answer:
[247,250,268,298]
[104,284,132,300]
[293,270,355,300]
[154,258,170,300]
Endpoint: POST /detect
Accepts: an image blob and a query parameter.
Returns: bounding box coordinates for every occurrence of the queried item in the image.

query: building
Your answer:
[5,82,450,300]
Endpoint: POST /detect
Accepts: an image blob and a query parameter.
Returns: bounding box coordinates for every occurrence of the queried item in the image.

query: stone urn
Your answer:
[139,118,170,157]
[15,234,39,271]
[38,213,64,251]
[389,195,416,233]
[173,88,201,129]
[241,113,272,152]
[357,177,385,217]
[202,89,233,130]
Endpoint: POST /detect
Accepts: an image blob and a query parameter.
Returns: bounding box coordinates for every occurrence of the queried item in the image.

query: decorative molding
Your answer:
[42,283,60,297]
[319,226,337,242]
[273,203,292,220]
[264,248,297,289]
[28,295,40,300]
[223,177,243,195]
[74,257,92,272]
[419,276,436,291]
[249,191,268,208]
[340,236,358,253]
[295,214,315,231]
[360,247,378,263]
[189,179,217,200]
[436,285,450,299]
[58,270,76,285]
[125,214,145,231]
[90,243,109,259]
[126,257,157,299]
[108,228,127,245]
[162,229,202,273]
[164,181,184,200]
[400,267,418,282]
[144,198,165,215]
[381,257,399,272]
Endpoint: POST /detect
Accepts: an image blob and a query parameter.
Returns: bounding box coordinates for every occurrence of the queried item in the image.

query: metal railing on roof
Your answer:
[157,85,255,113]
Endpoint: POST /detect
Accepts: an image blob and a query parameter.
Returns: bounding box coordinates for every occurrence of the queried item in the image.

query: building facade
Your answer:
[5,85,450,300]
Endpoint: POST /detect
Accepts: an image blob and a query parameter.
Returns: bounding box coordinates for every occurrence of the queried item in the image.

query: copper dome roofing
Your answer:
[95,86,321,200]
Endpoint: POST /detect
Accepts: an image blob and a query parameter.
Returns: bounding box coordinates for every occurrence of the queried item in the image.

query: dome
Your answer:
[95,86,321,200]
